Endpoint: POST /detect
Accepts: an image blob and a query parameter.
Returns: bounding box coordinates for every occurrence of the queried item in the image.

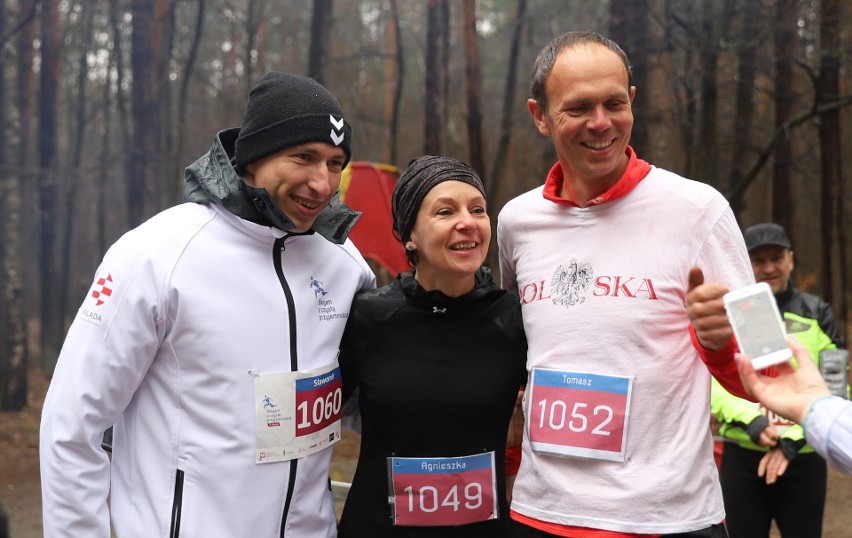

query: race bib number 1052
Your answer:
[527,369,633,462]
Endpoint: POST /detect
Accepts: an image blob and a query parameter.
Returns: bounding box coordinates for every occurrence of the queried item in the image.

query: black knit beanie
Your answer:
[234,72,352,175]
[392,155,486,246]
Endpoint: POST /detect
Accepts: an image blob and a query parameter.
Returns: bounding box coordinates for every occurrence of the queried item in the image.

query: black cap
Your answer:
[234,72,352,175]
[743,223,792,252]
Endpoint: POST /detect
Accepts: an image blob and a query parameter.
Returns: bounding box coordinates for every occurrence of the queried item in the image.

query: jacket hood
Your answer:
[183,128,361,244]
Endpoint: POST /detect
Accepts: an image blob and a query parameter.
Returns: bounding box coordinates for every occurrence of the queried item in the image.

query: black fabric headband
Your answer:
[391,155,486,244]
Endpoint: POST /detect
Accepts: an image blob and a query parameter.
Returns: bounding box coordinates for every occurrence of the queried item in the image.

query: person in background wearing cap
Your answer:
[497,31,755,537]
[335,155,528,537]
[710,222,845,538]
[39,72,375,537]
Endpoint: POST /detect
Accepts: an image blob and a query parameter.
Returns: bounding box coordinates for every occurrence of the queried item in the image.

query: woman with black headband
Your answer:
[337,155,528,537]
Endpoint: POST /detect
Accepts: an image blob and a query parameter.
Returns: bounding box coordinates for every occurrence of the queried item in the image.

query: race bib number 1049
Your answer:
[527,369,633,462]
[389,453,498,527]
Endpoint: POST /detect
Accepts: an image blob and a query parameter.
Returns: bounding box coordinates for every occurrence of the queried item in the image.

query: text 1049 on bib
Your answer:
[388,452,498,527]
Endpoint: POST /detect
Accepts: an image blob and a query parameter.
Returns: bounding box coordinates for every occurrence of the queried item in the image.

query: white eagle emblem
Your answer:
[551,260,594,307]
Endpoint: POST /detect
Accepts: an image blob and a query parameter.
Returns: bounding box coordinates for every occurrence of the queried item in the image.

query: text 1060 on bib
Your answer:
[254,362,343,463]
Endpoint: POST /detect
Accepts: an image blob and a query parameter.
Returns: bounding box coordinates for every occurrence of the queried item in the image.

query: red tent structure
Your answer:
[339,162,409,281]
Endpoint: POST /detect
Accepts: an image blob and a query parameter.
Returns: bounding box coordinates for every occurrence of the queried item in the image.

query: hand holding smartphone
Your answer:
[723,282,792,369]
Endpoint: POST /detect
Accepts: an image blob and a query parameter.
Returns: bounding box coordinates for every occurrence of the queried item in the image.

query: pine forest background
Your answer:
[1,0,851,410]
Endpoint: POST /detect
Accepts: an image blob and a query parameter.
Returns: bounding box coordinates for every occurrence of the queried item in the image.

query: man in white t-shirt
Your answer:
[498,30,754,538]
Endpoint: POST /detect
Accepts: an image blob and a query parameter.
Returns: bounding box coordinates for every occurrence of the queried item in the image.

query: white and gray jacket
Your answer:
[40,130,375,537]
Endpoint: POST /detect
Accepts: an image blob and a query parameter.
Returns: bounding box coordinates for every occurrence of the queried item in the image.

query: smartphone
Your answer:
[723,282,792,369]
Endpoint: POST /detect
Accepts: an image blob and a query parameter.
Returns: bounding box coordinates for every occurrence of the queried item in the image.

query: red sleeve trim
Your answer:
[510,510,662,537]
[689,325,755,401]
[504,444,521,475]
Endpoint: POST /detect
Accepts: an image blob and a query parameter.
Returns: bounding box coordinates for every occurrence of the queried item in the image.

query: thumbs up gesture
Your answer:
[686,267,734,351]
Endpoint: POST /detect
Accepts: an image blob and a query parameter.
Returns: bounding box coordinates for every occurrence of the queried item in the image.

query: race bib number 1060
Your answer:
[254,362,342,464]
[527,369,633,462]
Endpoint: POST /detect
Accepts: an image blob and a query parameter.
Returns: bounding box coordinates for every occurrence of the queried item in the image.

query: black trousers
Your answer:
[720,443,826,538]
[509,519,728,537]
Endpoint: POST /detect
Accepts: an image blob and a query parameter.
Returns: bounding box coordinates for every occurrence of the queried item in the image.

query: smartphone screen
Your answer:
[724,283,791,369]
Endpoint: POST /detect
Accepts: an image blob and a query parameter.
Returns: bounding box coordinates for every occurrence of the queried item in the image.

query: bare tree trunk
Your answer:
[39,0,62,368]
[130,0,155,226]
[172,0,206,204]
[0,173,27,410]
[245,0,256,92]
[158,1,177,209]
[156,0,175,209]
[308,0,333,85]
[129,0,171,226]
[0,0,5,153]
[693,0,719,186]
[726,0,759,217]
[462,0,485,179]
[255,6,267,77]
[0,0,29,411]
[99,31,117,256]
[244,0,266,91]
[16,0,38,367]
[680,46,698,176]
[0,4,5,314]
[58,8,94,334]
[643,0,679,170]
[424,0,450,155]
[112,0,132,232]
[15,0,36,161]
[610,0,649,157]
[484,0,526,274]
[818,0,847,338]
[383,0,404,165]
[488,0,526,205]
[772,0,797,230]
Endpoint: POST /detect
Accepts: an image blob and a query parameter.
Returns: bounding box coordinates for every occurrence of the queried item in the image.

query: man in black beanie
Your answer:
[232,72,354,232]
[41,73,375,537]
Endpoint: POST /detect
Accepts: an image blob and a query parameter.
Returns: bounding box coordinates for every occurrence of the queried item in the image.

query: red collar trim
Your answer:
[542,146,652,207]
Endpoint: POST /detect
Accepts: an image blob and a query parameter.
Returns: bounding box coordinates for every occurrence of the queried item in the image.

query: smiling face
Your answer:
[750,245,794,294]
[528,43,635,199]
[408,181,490,296]
[243,141,347,232]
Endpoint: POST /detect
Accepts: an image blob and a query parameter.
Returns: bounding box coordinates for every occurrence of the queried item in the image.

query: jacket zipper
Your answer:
[169,469,184,537]
[273,236,300,537]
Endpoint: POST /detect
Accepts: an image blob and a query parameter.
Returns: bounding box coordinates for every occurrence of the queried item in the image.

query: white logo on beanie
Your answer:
[330,115,345,146]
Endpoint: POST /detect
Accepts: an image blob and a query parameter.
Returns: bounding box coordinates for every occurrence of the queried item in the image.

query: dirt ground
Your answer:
[3,367,851,537]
